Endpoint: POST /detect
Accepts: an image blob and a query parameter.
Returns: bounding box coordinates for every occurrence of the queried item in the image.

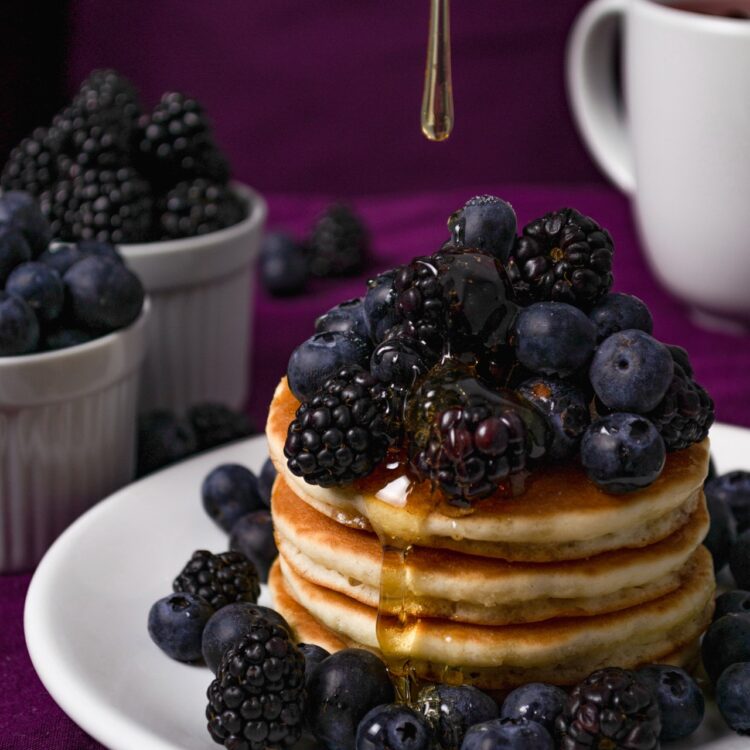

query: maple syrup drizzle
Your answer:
[421,0,454,141]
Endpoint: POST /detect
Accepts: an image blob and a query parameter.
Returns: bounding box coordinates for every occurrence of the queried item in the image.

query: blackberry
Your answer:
[156,178,245,239]
[1,127,60,196]
[307,203,369,277]
[134,91,229,186]
[394,247,518,358]
[556,668,660,750]
[188,403,255,451]
[370,324,431,387]
[646,360,714,451]
[40,166,153,244]
[206,615,305,750]
[507,208,614,308]
[283,366,394,487]
[74,69,142,130]
[173,550,260,610]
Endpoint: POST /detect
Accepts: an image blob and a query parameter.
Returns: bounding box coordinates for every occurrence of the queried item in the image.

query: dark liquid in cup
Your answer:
[670,0,750,18]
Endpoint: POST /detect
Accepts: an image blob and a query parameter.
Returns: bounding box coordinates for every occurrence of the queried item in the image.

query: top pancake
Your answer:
[267,378,710,558]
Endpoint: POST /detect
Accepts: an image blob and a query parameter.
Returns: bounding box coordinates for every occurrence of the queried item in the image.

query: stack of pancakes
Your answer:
[266,379,715,691]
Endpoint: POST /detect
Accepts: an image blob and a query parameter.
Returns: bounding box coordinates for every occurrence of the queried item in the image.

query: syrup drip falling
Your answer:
[421,0,454,141]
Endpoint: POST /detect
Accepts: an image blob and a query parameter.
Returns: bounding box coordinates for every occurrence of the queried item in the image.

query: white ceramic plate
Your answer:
[25,428,750,750]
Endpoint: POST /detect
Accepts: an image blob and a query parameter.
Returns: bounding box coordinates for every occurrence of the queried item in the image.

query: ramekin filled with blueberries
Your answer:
[0,191,149,571]
[2,69,267,412]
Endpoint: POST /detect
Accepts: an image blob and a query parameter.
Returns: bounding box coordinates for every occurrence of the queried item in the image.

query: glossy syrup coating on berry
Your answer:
[556,667,661,750]
[448,194,517,262]
[315,298,370,341]
[364,269,401,342]
[173,549,260,610]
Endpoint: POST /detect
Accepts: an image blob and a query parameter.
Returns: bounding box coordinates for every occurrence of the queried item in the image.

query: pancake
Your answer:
[267,379,710,561]
[273,476,710,624]
[269,559,710,690]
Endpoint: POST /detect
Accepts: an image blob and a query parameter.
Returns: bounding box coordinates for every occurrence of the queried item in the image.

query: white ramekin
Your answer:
[0,300,149,572]
[119,183,267,412]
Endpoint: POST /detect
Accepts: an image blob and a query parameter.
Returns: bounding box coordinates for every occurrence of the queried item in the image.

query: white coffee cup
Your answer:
[567,0,750,328]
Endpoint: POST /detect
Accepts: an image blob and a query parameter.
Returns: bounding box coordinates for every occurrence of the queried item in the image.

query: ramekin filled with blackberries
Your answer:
[2,69,267,412]
[0,191,149,571]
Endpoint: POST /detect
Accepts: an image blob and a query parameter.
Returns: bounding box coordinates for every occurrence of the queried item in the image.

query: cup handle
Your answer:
[566,0,635,194]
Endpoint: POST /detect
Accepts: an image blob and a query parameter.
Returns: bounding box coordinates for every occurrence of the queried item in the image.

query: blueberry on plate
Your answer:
[460,717,554,750]
[363,269,399,343]
[259,231,308,296]
[229,510,277,582]
[449,195,517,262]
[40,326,94,352]
[637,664,705,741]
[704,491,738,572]
[202,601,291,674]
[590,330,674,413]
[257,457,277,508]
[580,413,666,493]
[0,291,39,356]
[5,261,64,323]
[0,190,51,256]
[316,298,370,341]
[706,471,750,534]
[716,662,750,735]
[715,590,750,620]
[136,409,198,477]
[147,592,214,662]
[306,648,394,750]
[0,226,32,285]
[500,682,567,735]
[588,292,653,342]
[64,255,144,333]
[356,704,432,750]
[287,330,371,403]
[417,684,498,749]
[298,643,330,685]
[513,302,597,377]
[701,613,750,683]
[202,463,263,533]
[729,529,750,589]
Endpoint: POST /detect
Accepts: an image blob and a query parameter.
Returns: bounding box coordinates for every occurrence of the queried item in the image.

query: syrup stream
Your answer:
[421,0,454,141]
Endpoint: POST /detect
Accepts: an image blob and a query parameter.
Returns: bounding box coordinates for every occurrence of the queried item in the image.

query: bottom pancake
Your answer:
[269,549,714,690]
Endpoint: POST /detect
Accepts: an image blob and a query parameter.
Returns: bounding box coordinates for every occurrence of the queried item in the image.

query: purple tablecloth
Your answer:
[5,184,749,749]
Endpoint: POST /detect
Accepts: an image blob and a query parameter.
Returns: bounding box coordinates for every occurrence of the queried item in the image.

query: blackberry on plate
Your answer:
[356,704,432,750]
[134,91,229,185]
[174,550,260,610]
[148,592,214,662]
[188,403,255,451]
[716,662,750,735]
[156,178,245,239]
[284,365,394,487]
[706,471,750,534]
[370,327,430,387]
[202,464,263,533]
[137,408,198,476]
[364,269,400,343]
[448,194,517,262]
[206,615,305,750]
[1,127,60,196]
[555,667,661,750]
[461,717,554,750]
[704,491,737,572]
[507,207,614,308]
[229,511,278,584]
[308,203,369,277]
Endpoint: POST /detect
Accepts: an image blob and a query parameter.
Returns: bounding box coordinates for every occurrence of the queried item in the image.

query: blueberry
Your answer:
[417,684,499,749]
[516,378,590,460]
[298,643,330,685]
[580,413,665,493]
[701,613,750,683]
[0,227,32,285]
[590,330,673,413]
[147,592,214,662]
[316,298,369,341]
[258,457,277,508]
[715,590,750,620]
[202,463,263,533]
[706,471,750,534]
[500,683,567,735]
[588,293,653,342]
[460,718,554,750]
[513,302,596,377]
[730,529,750,589]
[75,239,123,264]
[450,195,517,262]
[287,331,371,402]
[260,231,308,296]
[370,335,427,387]
[705,491,738,572]
[40,326,94,352]
[202,602,291,674]
[136,409,198,477]
[306,648,394,750]
[38,243,84,276]
[716,662,750,735]
[707,454,718,482]
[364,269,399,343]
[5,262,64,323]
[64,256,144,333]
[637,664,704,741]
[229,510,277,582]
[356,704,432,750]
[0,291,39,356]
[0,190,51,256]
